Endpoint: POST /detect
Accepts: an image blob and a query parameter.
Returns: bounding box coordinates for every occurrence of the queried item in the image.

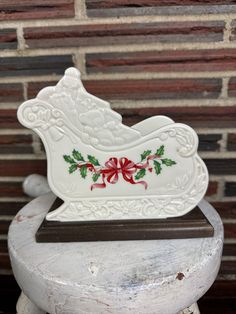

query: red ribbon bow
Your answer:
[91,157,147,190]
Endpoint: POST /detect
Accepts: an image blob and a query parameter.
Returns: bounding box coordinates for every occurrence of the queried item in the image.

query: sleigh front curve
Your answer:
[17,67,209,222]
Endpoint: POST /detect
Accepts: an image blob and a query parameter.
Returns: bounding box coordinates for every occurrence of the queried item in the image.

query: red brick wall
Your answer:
[0,1,236,313]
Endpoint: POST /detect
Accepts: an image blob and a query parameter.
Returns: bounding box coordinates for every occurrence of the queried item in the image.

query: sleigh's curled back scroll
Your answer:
[17,67,209,221]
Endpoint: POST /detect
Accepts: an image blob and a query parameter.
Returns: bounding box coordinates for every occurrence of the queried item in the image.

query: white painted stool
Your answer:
[8,192,223,314]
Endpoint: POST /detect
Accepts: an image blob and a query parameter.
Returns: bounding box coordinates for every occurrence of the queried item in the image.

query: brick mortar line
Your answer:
[206,196,218,202]
[74,0,87,19]
[0,155,46,160]
[32,133,44,156]
[0,177,25,182]
[2,72,236,86]
[109,99,236,109]
[217,275,236,280]
[0,270,13,275]
[217,177,225,201]
[224,239,236,244]
[0,75,62,84]
[220,196,236,201]
[220,132,228,152]
[219,77,229,99]
[222,256,236,261]
[196,128,236,133]
[4,42,236,57]
[199,151,236,158]
[0,13,235,29]
[0,216,14,221]
[0,197,31,202]
[2,98,236,110]
[0,103,20,109]
[210,174,236,180]
[22,82,28,101]
[0,129,33,135]
[224,19,232,43]
[221,176,236,183]
[222,218,236,224]
[16,26,25,51]
[84,72,236,80]
[73,52,86,75]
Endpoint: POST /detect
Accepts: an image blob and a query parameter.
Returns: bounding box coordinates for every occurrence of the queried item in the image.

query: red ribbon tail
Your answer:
[123,174,148,190]
[91,174,106,190]
[138,180,148,190]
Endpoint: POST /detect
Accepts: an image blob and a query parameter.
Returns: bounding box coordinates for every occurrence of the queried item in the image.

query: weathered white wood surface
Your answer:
[8,193,223,314]
[16,291,45,314]
[23,174,51,198]
[178,303,200,314]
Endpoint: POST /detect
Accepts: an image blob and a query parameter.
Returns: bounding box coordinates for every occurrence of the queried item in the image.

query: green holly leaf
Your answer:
[87,155,100,166]
[63,155,75,164]
[80,165,87,178]
[92,172,101,182]
[135,168,146,180]
[161,158,176,166]
[156,145,164,157]
[141,150,152,161]
[72,149,84,162]
[153,160,162,175]
[69,164,77,174]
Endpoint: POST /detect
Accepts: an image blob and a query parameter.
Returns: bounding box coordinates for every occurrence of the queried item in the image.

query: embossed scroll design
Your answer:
[47,156,208,221]
[18,67,141,149]
[63,145,176,191]
[21,102,65,141]
[157,127,195,157]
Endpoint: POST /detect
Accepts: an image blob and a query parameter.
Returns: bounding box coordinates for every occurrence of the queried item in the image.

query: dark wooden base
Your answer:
[36,198,214,242]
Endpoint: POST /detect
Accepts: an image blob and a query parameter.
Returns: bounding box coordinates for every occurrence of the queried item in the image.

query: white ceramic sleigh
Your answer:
[17,67,209,222]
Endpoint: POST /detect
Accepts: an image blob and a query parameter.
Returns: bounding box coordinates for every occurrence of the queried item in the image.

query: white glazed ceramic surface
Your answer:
[17,67,209,221]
